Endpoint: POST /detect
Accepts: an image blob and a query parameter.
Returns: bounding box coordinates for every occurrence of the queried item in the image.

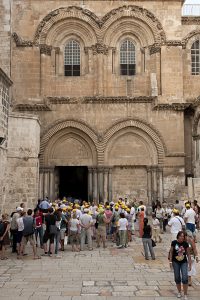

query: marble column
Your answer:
[158,167,164,203]
[49,168,55,201]
[103,168,109,202]
[39,171,44,199]
[147,167,152,204]
[98,167,104,203]
[108,167,113,202]
[43,168,50,198]
[151,166,158,202]
[92,167,98,203]
[88,167,93,202]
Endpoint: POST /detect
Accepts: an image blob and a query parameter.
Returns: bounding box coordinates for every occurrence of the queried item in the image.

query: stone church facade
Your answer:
[1,0,200,211]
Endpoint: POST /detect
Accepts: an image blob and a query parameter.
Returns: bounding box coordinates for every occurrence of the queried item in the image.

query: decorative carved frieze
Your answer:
[47,97,77,104]
[12,32,34,47]
[182,17,200,25]
[153,103,190,111]
[165,40,183,47]
[14,103,52,112]
[40,44,52,56]
[83,96,156,104]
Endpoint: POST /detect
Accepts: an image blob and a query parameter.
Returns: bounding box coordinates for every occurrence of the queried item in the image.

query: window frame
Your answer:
[64,39,81,77]
[120,39,136,76]
[191,39,200,76]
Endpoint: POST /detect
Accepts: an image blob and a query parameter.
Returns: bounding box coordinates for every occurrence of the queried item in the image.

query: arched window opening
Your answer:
[64,40,80,76]
[120,40,136,76]
[191,39,200,75]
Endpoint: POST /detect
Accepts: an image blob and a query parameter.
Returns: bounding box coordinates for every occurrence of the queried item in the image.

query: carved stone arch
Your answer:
[40,119,99,167]
[104,18,154,47]
[101,5,166,45]
[182,30,200,49]
[46,19,97,47]
[34,6,101,45]
[102,119,166,165]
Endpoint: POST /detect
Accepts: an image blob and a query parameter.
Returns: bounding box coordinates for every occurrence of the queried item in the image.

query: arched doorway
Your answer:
[39,121,98,201]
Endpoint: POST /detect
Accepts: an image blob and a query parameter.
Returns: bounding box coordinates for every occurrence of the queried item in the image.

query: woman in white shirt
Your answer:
[69,212,80,252]
[117,213,128,248]
[168,209,185,241]
[16,211,26,258]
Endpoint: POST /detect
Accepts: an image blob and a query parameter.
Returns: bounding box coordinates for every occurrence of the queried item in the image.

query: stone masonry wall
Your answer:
[112,166,148,203]
[4,113,40,212]
[0,0,11,76]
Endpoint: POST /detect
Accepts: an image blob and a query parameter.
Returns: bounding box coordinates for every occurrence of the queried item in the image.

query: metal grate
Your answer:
[191,39,200,75]
[0,76,9,142]
[120,40,136,76]
[64,40,80,76]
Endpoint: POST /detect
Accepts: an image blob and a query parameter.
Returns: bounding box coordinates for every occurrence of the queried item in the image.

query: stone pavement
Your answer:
[0,231,200,300]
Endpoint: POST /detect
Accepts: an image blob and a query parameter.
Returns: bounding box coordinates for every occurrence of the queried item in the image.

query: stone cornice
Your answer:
[46,96,156,104]
[148,44,161,55]
[12,32,53,56]
[82,96,156,104]
[153,103,191,111]
[165,40,184,47]
[12,32,34,47]
[0,68,13,86]
[182,16,200,25]
[14,103,52,112]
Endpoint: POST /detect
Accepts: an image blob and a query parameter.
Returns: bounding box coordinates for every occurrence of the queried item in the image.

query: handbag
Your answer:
[49,224,57,235]
[151,239,156,247]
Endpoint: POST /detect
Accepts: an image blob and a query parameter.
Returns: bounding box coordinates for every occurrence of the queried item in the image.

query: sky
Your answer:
[185,0,200,3]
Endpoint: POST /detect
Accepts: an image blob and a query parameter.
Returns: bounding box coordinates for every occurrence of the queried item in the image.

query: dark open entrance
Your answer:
[58,166,88,200]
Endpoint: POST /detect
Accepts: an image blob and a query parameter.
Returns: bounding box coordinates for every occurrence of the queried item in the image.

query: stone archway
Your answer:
[39,120,98,201]
[103,119,166,203]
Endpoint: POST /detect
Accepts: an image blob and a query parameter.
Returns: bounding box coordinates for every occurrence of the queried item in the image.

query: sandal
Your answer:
[33,256,41,260]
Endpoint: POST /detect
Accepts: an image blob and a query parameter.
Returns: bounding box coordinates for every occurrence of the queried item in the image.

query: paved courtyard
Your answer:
[0,232,200,300]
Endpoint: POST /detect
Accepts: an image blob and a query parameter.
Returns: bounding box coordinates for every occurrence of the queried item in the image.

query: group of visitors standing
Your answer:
[0,196,199,299]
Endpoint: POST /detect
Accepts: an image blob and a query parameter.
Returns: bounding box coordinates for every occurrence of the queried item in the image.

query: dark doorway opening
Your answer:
[58,166,88,200]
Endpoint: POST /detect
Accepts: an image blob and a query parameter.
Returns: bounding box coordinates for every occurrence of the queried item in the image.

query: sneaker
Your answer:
[183,296,188,300]
[177,292,182,298]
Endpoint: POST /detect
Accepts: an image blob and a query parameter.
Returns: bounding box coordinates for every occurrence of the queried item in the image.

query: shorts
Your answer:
[97,226,106,239]
[22,234,35,245]
[60,228,66,240]
[43,231,55,244]
[186,223,195,233]
[16,231,23,244]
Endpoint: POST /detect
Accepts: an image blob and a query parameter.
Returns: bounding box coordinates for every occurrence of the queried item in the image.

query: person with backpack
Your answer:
[0,214,10,260]
[43,207,57,257]
[22,209,40,259]
[142,218,155,260]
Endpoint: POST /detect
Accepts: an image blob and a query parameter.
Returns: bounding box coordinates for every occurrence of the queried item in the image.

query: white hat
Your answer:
[84,208,89,213]
[16,207,23,212]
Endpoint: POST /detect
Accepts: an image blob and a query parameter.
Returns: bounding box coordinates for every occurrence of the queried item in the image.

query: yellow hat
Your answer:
[126,208,131,213]
[72,209,76,212]
[173,208,179,214]
[185,203,191,208]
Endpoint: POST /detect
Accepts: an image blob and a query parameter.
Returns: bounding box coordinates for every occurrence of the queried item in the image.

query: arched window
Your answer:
[191,39,200,75]
[64,40,80,76]
[120,40,136,76]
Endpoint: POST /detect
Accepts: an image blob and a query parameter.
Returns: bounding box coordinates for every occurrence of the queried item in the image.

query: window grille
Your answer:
[120,40,136,76]
[64,40,80,76]
[0,77,9,142]
[191,39,200,75]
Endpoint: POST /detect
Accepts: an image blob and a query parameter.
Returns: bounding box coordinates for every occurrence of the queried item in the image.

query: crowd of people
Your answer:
[0,197,199,299]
